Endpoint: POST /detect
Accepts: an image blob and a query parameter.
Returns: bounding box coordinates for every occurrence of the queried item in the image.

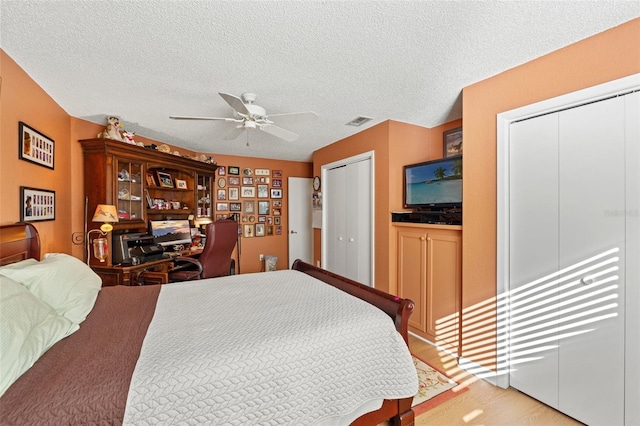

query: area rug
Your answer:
[411,355,466,415]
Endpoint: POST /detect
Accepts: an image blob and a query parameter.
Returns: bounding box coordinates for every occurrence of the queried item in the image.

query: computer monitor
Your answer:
[148,219,192,248]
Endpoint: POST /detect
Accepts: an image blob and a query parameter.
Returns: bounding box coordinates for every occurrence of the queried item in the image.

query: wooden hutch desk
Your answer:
[93,248,203,286]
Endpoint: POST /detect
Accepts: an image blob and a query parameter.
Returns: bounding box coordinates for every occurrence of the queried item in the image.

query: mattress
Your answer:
[124,270,417,425]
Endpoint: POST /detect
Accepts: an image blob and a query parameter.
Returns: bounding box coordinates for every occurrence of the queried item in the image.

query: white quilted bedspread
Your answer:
[123,270,417,425]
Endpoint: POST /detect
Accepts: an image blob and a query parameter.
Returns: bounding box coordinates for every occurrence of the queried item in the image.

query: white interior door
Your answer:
[509,94,627,425]
[346,157,371,285]
[624,91,640,426]
[509,113,560,408]
[556,95,625,425]
[324,165,348,276]
[323,154,373,285]
[288,177,312,267]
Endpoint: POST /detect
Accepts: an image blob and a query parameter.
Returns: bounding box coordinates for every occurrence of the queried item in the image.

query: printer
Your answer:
[112,232,165,266]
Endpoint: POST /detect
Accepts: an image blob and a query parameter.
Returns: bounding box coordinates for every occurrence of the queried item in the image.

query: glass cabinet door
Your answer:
[115,159,144,222]
[196,173,213,221]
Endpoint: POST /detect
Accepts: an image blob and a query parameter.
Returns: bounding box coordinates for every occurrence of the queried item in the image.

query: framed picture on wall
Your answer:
[19,122,55,170]
[258,200,270,215]
[244,200,255,214]
[257,184,269,198]
[20,186,55,222]
[228,187,239,200]
[443,127,463,158]
[241,186,255,198]
[270,189,282,199]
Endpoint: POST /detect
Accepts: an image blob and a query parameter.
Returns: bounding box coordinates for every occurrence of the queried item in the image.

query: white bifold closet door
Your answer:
[324,158,372,285]
[509,94,630,425]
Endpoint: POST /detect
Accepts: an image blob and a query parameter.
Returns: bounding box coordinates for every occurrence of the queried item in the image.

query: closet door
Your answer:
[509,94,628,425]
[625,91,640,426]
[557,95,625,426]
[324,158,372,285]
[325,165,348,277]
[345,158,371,285]
[509,113,560,408]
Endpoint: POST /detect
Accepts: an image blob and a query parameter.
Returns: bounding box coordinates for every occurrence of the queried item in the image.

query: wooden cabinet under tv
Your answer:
[80,139,217,263]
[395,223,462,353]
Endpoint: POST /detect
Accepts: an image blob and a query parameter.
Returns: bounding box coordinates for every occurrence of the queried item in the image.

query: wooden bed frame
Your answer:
[0,222,415,425]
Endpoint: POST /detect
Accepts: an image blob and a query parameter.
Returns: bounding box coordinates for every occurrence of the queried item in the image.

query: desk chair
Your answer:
[169,219,238,282]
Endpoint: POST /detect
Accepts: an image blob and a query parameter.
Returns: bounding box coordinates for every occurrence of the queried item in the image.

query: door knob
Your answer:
[581,276,594,285]
[290,230,297,234]
[349,238,355,242]
[338,237,343,241]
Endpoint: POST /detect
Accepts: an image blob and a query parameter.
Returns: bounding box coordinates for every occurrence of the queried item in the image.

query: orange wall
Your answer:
[312,121,390,290]
[3,17,638,366]
[1,49,311,272]
[207,154,312,273]
[1,51,73,255]
[311,118,461,293]
[386,119,461,295]
[461,18,640,369]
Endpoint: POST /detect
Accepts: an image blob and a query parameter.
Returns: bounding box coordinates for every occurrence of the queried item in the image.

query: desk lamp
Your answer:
[87,204,118,265]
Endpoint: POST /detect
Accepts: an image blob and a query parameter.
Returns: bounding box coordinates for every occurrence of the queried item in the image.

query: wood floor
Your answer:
[408,335,584,426]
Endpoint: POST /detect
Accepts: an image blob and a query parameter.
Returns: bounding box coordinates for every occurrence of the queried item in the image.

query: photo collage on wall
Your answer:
[215,167,283,237]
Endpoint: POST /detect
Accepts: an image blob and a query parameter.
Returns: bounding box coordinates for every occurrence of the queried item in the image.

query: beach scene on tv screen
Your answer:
[406,158,462,205]
[151,220,192,245]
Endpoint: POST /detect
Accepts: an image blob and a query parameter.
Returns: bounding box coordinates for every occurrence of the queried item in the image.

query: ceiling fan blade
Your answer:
[266,111,318,124]
[259,124,299,142]
[223,125,246,140]
[218,92,250,115]
[170,116,241,122]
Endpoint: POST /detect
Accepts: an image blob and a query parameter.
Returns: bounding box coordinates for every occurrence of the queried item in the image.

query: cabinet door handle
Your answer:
[349,238,355,242]
[338,237,344,241]
[420,236,426,241]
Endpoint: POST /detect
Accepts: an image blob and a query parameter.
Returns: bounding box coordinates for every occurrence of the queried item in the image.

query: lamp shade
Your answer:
[92,204,118,223]
[92,204,118,232]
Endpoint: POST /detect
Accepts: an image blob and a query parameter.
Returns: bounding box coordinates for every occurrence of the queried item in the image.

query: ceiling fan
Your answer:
[170,92,318,143]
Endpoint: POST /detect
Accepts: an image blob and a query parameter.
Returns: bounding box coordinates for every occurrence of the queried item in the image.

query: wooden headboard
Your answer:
[0,223,41,266]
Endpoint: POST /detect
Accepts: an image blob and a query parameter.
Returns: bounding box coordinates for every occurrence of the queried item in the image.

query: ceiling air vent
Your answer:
[346,116,373,126]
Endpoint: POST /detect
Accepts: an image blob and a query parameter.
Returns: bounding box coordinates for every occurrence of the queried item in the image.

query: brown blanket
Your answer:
[0,285,160,425]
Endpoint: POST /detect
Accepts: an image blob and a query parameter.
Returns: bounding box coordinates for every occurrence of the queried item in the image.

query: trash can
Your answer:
[264,255,278,272]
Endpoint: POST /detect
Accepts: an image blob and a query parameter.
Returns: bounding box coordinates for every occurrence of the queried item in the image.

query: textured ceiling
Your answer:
[2,1,638,161]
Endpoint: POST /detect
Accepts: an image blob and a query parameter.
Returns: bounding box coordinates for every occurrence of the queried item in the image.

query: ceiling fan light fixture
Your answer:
[172,92,313,143]
[346,116,373,126]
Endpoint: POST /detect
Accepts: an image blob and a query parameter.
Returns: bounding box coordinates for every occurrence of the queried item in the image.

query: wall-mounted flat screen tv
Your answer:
[403,155,462,210]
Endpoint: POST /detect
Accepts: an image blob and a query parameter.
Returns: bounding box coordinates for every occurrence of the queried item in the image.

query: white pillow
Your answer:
[0,253,102,324]
[0,258,39,272]
[0,275,78,397]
